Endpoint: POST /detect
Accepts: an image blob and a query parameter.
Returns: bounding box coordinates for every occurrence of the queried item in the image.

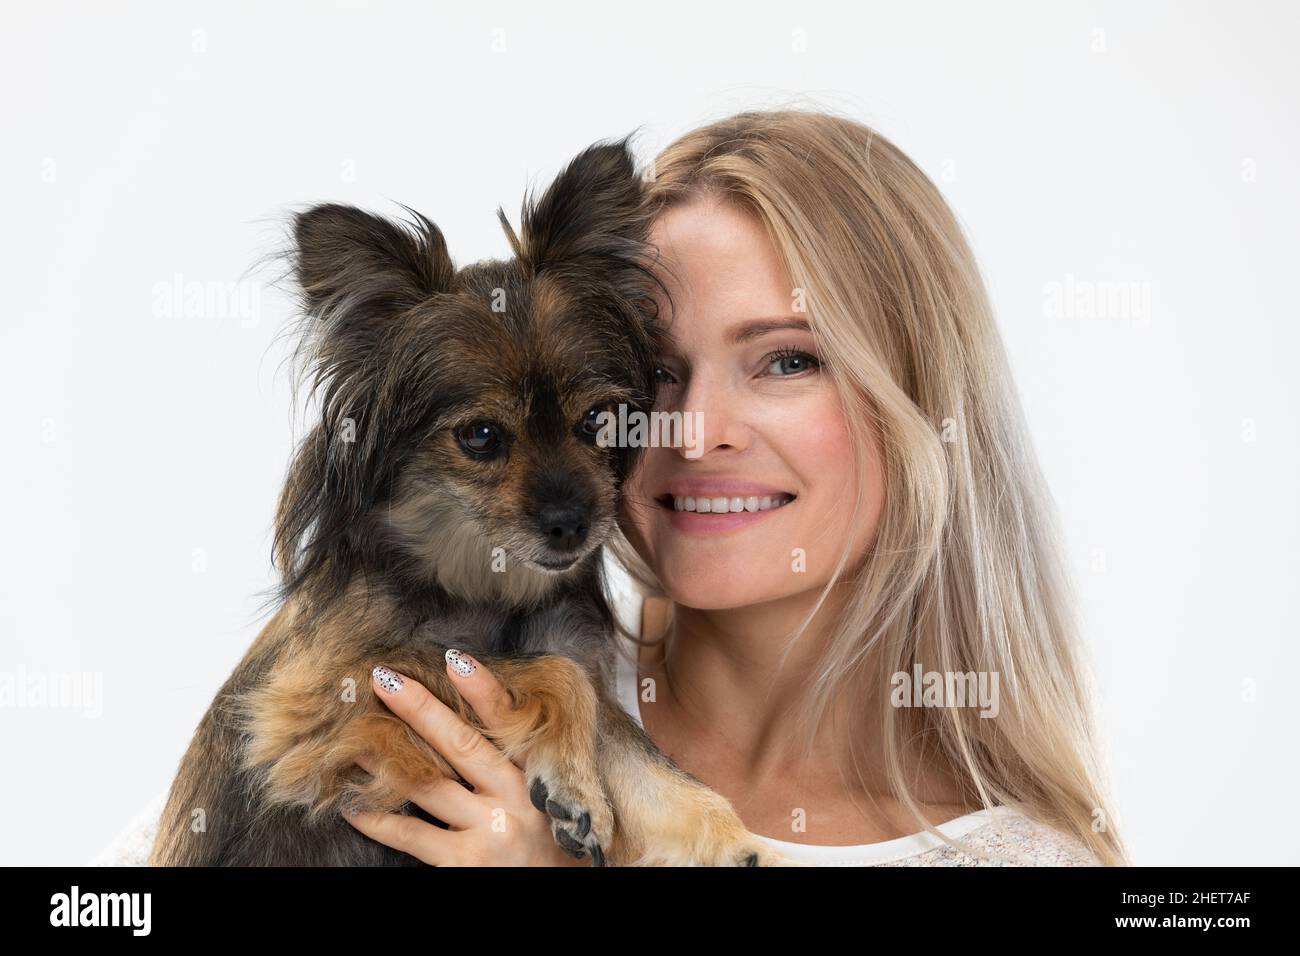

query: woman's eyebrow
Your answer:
[724,317,812,345]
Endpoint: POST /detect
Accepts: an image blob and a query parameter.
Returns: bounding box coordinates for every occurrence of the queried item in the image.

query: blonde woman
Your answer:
[99,110,1125,867]
[604,109,1126,866]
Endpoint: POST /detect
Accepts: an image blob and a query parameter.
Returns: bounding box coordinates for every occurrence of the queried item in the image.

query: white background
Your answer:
[2,0,1296,865]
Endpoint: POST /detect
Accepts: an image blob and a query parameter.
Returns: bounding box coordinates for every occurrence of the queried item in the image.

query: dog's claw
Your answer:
[555,829,585,854]
[529,777,549,814]
[526,769,611,867]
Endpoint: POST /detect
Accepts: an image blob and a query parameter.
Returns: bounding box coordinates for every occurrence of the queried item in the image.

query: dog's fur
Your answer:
[150,139,788,866]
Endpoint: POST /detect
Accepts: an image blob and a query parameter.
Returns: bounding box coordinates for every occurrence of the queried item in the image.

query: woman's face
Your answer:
[620,195,884,611]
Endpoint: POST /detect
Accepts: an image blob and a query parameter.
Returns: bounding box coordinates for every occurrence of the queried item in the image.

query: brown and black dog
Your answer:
[150,138,788,866]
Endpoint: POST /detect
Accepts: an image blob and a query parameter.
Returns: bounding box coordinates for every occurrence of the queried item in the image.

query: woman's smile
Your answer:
[653,481,798,534]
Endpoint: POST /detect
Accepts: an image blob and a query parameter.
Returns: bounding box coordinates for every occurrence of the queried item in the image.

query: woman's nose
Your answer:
[669,371,749,458]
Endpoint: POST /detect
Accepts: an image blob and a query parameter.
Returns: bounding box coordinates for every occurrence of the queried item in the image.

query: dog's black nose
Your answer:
[537,505,589,552]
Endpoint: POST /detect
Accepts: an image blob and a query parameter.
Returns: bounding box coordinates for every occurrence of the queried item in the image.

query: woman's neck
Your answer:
[638,584,968,816]
[646,583,865,776]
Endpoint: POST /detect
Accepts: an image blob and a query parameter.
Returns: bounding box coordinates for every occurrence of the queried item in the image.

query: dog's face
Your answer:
[277,140,664,605]
[379,260,656,597]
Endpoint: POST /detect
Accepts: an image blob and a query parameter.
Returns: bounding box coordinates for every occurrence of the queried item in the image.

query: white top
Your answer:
[603,554,1025,867]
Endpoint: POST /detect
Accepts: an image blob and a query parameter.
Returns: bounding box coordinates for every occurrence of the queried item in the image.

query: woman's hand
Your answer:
[343,651,590,866]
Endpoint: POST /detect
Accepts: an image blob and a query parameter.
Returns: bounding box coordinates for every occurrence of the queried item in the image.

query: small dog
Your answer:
[150,138,787,866]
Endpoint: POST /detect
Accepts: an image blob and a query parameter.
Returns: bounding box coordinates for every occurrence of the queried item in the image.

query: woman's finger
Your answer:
[353,752,482,831]
[370,665,519,796]
[343,808,468,866]
[442,648,518,739]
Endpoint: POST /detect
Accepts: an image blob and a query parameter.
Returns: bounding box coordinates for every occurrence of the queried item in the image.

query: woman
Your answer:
[339,109,1128,867]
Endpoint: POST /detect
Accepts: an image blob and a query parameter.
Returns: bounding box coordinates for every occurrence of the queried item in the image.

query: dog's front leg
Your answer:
[355,653,617,863]
[243,649,615,863]
[454,654,614,864]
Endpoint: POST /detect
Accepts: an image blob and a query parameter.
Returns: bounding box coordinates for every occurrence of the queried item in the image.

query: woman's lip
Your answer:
[658,484,794,499]
[655,495,795,533]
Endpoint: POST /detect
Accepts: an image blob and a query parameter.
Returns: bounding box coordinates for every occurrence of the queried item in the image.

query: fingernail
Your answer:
[373,665,405,694]
[446,648,477,678]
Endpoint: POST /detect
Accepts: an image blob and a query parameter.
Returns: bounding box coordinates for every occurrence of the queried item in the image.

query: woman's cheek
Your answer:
[618,459,665,568]
[776,396,879,581]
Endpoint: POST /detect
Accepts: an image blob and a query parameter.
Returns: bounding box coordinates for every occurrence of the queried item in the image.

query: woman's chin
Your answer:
[660,575,784,612]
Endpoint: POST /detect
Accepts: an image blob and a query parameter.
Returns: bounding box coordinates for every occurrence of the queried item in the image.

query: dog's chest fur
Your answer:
[403,570,617,670]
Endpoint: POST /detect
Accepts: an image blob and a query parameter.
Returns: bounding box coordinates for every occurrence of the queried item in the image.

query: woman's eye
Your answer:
[456,421,504,458]
[652,366,678,386]
[764,349,821,377]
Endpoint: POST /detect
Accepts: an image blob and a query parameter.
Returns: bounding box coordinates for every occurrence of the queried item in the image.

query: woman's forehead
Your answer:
[650,195,761,252]
[651,207,795,326]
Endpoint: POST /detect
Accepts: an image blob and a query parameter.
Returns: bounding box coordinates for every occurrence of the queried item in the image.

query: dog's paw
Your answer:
[526,763,614,866]
[666,828,800,867]
[729,839,801,867]
[622,782,806,866]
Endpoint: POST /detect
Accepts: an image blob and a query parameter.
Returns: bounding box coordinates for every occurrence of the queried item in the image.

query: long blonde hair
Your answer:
[608,108,1128,866]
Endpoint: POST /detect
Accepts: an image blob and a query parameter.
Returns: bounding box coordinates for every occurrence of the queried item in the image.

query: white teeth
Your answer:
[671,493,794,513]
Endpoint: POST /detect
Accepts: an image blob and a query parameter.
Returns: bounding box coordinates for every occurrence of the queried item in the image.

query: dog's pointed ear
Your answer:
[292,203,454,324]
[515,136,652,274]
[276,204,455,600]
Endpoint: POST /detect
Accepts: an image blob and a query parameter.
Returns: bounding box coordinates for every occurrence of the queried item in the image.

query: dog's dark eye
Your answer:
[579,406,612,444]
[456,421,504,458]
